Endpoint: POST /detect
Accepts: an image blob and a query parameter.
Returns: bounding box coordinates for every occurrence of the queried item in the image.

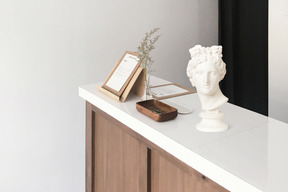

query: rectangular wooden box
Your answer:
[136,99,178,122]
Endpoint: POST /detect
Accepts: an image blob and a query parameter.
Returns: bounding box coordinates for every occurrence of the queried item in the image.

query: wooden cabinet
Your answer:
[86,102,229,192]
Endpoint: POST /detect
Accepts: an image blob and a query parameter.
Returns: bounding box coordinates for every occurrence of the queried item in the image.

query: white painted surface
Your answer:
[269,0,288,123]
[0,0,218,191]
[79,81,288,192]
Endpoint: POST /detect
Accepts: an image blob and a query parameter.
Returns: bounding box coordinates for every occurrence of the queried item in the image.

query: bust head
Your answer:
[187,45,228,111]
[187,45,226,95]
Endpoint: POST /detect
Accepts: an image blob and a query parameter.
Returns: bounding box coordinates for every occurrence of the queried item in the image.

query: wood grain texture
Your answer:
[86,102,93,192]
[150,150,229,192]
[92,106,146,192]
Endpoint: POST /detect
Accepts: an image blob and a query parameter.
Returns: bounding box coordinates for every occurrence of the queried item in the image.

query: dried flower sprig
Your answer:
[137,28,161,80]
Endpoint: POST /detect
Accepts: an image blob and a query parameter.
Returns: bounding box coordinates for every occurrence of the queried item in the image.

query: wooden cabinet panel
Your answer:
[93,113,138,192]
[150,150,229,192]
[86,103,147,192]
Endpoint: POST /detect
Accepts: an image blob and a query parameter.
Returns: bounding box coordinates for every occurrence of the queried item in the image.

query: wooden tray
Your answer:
[136,99,178,122]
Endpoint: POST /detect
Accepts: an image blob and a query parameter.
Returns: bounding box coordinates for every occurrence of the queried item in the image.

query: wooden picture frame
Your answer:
[102,51,141,97]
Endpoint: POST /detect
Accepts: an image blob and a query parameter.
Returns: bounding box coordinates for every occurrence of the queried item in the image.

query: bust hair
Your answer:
[187,45,226,81]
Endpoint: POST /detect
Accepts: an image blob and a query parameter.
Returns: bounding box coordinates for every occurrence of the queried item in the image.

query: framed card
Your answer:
[102,51,141,97]
[151,83,196,100]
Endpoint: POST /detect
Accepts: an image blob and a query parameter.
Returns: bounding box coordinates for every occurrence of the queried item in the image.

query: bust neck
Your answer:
[197,89,228,112]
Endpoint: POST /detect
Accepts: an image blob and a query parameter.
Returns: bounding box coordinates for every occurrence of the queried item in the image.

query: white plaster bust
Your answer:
[187,45,228,132]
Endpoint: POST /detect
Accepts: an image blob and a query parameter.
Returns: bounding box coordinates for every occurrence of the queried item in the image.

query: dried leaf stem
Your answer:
[137,27,161,81]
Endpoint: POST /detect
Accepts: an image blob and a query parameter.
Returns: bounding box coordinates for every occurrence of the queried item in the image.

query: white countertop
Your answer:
[79,78,288,192]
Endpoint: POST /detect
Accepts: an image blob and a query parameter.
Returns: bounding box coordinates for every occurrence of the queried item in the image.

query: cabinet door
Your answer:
[86,103,147,192]
[150,150,229,192]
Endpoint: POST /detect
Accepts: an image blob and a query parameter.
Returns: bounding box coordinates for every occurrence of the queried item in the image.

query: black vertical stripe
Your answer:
[219,0,268,115]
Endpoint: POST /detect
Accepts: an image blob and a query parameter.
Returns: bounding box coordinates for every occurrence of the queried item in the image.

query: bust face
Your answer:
[192,61,220,96]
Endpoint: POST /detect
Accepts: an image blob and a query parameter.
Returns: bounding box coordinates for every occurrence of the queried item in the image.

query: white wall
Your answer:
[0,0,218,191]
[269,0,288,123]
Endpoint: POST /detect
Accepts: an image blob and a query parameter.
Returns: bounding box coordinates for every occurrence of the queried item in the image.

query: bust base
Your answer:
[196,111,228,132]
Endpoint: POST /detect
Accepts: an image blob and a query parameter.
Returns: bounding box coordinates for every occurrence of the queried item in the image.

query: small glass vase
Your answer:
[141,70,153,100]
